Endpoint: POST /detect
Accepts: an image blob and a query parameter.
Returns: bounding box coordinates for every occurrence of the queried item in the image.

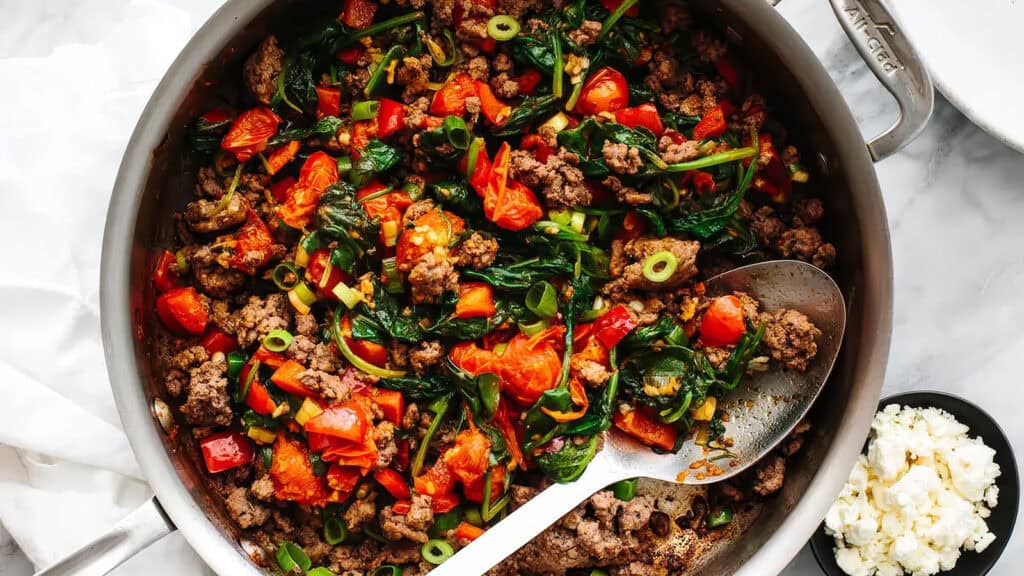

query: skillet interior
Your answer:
[113,0,889,573]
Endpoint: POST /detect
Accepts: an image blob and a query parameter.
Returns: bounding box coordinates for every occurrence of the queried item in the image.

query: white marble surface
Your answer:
[0,0,1020,574]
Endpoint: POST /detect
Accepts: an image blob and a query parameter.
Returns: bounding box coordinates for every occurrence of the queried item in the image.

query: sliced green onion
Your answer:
[548,208,571,226]
[382,257,404,293]
[565,75,586,112]
[708,506,734,529]
[481,467,511,522]
[212,164,243,215]
[569,211,587,234]
[276,541,311,573]
[226,351,247,381]
[332,311,407,378]
[238,359,260,402]
[443,115,470,150]
[297,231,321,267]
[525,281,558,319]
[174,250,190,274]
[332,282,364,309]
[580,308,607,322]
[421,538,455,565]
[656,178,681,210]
[487,15,521,41]
[518,318,550,337]
[324,517,348,545]
[350,155,376,187]
[351,100,380,121]
[552,33,563,98]
[597,0,638,42]
[426,29,457,67]
[365,45,406,97]
[370,566,402,576]
[464,507,484,527]
[263,329,294,353]
[292,282,318,306]
[336,155,353,176]
[337,11,425,48]
[413,395,450,477]
[260,445,273,469]
[272,262,300,291]
[641,251,678,283]
[308,568,338,576]
[466,137,485,176]
[532,220,589,242]
[611,478,638,502]
[664,146,758,173]
[590,571,611,576]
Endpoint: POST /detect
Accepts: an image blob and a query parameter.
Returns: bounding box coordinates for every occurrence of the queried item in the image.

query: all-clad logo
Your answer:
[844,7,902,74]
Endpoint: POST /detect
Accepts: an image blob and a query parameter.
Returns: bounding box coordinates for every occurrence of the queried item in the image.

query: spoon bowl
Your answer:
[429,260,847,576]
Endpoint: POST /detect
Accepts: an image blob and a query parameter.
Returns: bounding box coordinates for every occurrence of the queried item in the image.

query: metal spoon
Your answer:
[428,260,846,576]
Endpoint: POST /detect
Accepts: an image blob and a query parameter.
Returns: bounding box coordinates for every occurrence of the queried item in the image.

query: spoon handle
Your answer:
[427,452,628,576]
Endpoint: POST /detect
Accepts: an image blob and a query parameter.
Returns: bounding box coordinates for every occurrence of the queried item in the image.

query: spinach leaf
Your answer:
[495,95,558,137]
[511,30,557,75]
[267,116,343,147]
[662,112,701,133]
[718,323,766,390]
[463,257,575,290]
[667,186,749,239]
[536,435,599,483]
[316,181,379,251]
[416,127,462,164]
[360,139,402,174]
[558,118,665,179]
[427,299,524,340]
[186,115,232,156]
[620,317,676,349]
[358,279,428,343]
[284,51,319,113]
[430,179,482,217]
[378,375,451,399]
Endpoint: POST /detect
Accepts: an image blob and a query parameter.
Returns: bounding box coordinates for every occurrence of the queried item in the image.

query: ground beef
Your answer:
[660,1,692,31]
[395,54,432,102]
[658,135,701,164]
[466,55,489,81]
[298,369,350,402]
[491,72,520,99]
[295,313,318,336]
[432,0,455,24]
[602,176,650,206]
[374,420,398,469]
[728,94,767,134]
[194,166,226,199]
[344,495,378,532]
[703,346,732,371]
[184,195,247,234]
[251,475,275,501]
[499,0,542,19]
[752,455,786,496]
[749,206,785,247]
[603,288,697,327]
[572,355,612,387]
[568,20,603,46]
[180,353,233,427]
[602,141,642,176]
[409,341,444,375]
[185,245,247,299]
[164,345,208,397]
[408,252,459,304]
[605,236,701,294]
[692,30,727,62]
[793,198,825,227]
[455,232,499,269]
[231,294,292,348]
[761,308,820,371]
[401,199,436,227]
[779,418,812,457]
[381,494,434,543]
[309,342,342,373]
[512,148,591,207]
[226,486,269,529]
[243,35,283,105]
[388,341,410,370]
[775,226,836,268]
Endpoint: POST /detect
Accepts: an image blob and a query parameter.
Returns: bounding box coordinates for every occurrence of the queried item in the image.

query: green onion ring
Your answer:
[421,539,455,565]
[351,100,380,121]
[463,507,484,527]
[292,282,318,306]
[263,329,294,353]
[336,155,353,176]
[465,137,484,176]
[307,568,337,576]
[323,517,348,545]
[518,318,550,336]
[442,115,470,150]
[272,262,300,291]
[487,15,521,41]
[641,251,679,283]
[370,566,402,576]
[174,250,190,274]
[226,351,247,381]
[525,281,558,319]
[276,541,311,573]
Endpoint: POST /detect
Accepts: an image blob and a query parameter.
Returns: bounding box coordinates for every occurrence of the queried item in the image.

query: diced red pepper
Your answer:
[474,81,511,126]
[692,105,727,140]
[601,0,639,16]
[307,431,341,453]
[431,493,460,514]
[591,305,638,349]
[613,407,678,451]
[156,287,208,336]
[464,464,506,504]
[414,459,458,496]
[270,360,315,397]
[394,439,411,472]
[373,468,412,500]
[200,432,254,474]
[700,295,746,347]
[304,401,370,443]
[264,141,300,176]
[341,0,378,29]
[221,107,281,162]
[200,329,237,356]
[453,282,497,319]
[392,500,412,515]
[576,67,629,116]
[270,176,297,204]
[516,69,542,96]
[152,250,179,294]
[377,98,406,139]
[521,133,553,163]
[201,108,233,125]
[615,103,665,135]
[336,46,363,64]
[306,248,350,300]
[430,73,477,117]
[316,86,342,118]
[326,464,363,493]
[252,345,287,370]
[276,151,340,229]
[245,378,278,416]
[468,145,492,197]
[454,521,485,542]
[693,171,716,195]
[271,434,328,505]
[715,56,742,91]
[369,387,405,427]
[442,428,491,486]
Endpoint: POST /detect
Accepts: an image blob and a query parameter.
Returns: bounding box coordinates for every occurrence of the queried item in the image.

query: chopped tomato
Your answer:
[748,133,792,201]
[252,345,287,369]
[323,437,378,474]
[392,500,412,515]
[152,250,179,294]
[341,0,378,29]
[468,144,492,196]
[374,468,412,500]
[454,521,485,542]
[245,378,277,416]
[271,434,328,505]
[495,328,564,406]
[200,108,233,125]
[663,130,688,145]
[692,105,727,140]
[338,316,389,367]
[516,69,542,95]
[494,399,525,470]
[615,103,665,135]
[693,171,716,195]
[431,493,461,514]
[443,428,491,486]
[200,432,254,474]
[369,387,405,427]
[326,464,363,493]
[336,46,363,65]
[474,81,511,126]
[453,282,497,319]
[305,403,369,443]
[591,304,638,349]
[221,208,277,274]
[613,407,678,451]
[270,360,315,397]
[700,295,746,347]
[264,140,301,175]
[394,439,411,472]
[305,248,350,299]
[156,287,208,336]
[430,73,477,117]
[357,180,413,220]
[521,133,553,163]
[601,0,639,16]
[482,142,543,231]
[270,176,297,203]
[221,107,281,162]
[415,459,458,496]
[394,208,465,270]
[276,151,340,229]
[449,341,499,376]
[464,464,506,504]
[200,329,237,356]
[377,98,406,139]
[576,67,629,116]
[316,86,342,118]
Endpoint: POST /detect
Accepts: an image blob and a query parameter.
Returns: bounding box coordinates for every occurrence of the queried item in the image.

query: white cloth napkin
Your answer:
[0,1,225,572]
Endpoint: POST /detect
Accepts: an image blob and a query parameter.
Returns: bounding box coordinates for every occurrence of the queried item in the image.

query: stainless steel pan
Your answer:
[38,0,933,574]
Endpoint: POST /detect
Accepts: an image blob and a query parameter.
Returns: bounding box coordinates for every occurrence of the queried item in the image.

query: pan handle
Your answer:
[33,497,176,576]
[825,0,934,161]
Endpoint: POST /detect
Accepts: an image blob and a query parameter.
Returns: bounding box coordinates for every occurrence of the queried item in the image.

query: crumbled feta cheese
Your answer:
[825,405,1001,576]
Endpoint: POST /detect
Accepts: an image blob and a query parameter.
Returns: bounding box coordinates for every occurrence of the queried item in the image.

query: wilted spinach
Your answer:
[267,116,343,147]
[536,435,599,483]
[494,95,558,137]
[316,181,379,252]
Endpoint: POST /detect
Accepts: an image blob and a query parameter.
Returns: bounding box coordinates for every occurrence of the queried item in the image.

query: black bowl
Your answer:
[809,391,1020,576]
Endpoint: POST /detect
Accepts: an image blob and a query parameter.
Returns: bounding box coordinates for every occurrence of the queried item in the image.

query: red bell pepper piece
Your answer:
[700,295,746,347]
[336,46,363,65]
[221,107,281,162]
[341,0,378,29]
[601,0,639,16]
[245,378,277,416]
[322,434,379,475]
[431,493,460,514]
[520,133,553,163]
[468,144,492,197]
[392,500,412,515]
[264,140,300,175]
[270,360,315,397]
[692,105,727,140]
[271,434,328,505]
[307,431,341,453]
[613,407,678,451]
[715,56,742,91]
[201,108,233,125]
[200,432,254,474]
[276,151,340,229]
[252,345,287,369]
[200,329,237,356]
[315,86,342,118]
[516,69,542,96]
[474,81,511,126]
[453,282,497,319]
[591,304,638,349]
[369,387,405,427]
[693,171,716,195]
[373,468,412,500]
[575,67,629,116]
[152,250,179,294]
[377,98,405,139]
[441,428,491,486]
[305,248,351,300]
[156,287,208,336]
[414,459,457,496]
[454,521,485,542]
[327,464,363,493]
[304,401,370,443]
[270,176,297,203]
[430,73,477,117]
[614,103,665,135]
